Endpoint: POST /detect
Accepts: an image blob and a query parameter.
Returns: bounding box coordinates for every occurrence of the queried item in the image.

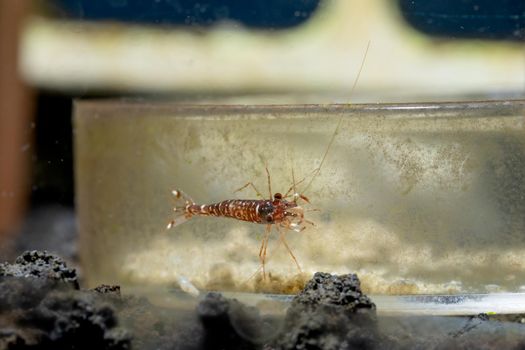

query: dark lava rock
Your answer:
[0,251,79,313]
[93,284,122,297]
[197,292,270,349]
[0,250,79,289]
[0,251,130,350]
[273,272,380,350]
[116,294,203,350]
[0,277,70,314]
[0,329,26,349]
[293,272,375,313]
[13,291,131,350]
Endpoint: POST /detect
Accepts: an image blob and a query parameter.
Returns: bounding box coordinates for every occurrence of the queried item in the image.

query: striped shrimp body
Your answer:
[167,190,308,231]
[167,189,312,276]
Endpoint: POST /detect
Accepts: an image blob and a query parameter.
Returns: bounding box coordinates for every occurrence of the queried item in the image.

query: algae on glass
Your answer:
[74,100,525,295]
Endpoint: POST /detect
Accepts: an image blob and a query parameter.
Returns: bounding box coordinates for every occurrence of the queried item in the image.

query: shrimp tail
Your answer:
[166,189,194,230]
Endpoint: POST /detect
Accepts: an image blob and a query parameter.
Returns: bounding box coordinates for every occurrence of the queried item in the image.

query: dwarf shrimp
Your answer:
[166,170,315,277]
[166,42,371,278]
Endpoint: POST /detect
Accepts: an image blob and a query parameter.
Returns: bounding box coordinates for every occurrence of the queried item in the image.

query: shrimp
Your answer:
[166,167,315,277]
[167,41,371,278]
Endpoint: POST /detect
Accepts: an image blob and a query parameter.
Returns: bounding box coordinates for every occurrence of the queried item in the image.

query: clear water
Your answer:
[75,99,525,295]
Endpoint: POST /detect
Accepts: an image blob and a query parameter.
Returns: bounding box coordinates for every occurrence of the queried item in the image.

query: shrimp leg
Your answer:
[265,163,273,199]
[259,224,273,279]
[276,225,302,273]
[234,163,273,199]
[234,182,264,198]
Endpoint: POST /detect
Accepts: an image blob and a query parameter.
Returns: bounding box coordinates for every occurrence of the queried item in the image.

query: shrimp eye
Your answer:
[273,193,282,200]
[266,214,274,222]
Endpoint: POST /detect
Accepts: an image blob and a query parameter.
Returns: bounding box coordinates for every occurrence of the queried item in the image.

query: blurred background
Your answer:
[0,0,523,265]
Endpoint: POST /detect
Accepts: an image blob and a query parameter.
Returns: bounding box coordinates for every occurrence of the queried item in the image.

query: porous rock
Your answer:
[273,272,379,350]
[197,292,261,350]
[0,250,78,289]
[93,284,122,297]
[18,291,131,349]
[293,272,375,313]
[0,251,130,350]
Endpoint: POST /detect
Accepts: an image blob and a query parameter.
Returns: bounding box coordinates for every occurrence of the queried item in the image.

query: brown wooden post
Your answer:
[0,0,34,244]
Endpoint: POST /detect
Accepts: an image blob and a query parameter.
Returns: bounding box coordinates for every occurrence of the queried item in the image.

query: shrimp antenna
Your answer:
[300,40,371,196]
